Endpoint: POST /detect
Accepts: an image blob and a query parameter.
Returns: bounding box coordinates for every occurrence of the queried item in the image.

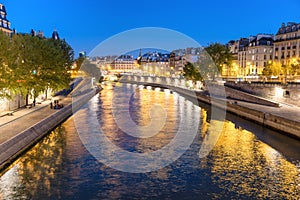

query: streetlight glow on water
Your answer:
[0,84,299,199]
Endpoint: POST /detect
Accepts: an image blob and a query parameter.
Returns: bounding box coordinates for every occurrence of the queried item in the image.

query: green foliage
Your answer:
[80,59,101,81]
[75,56,85,70]
[0,32,74,100]
[183,62,202,82]
[203,43,233,80]
[262,61,282,76]
[0,31,11,98]
[291,59,300,76]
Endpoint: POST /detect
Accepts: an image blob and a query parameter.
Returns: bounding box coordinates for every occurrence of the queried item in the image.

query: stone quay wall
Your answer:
[0,88,99,171]
[225,81,300,107]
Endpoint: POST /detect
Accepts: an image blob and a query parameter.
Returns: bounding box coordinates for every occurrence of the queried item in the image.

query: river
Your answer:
[0,83,299,199]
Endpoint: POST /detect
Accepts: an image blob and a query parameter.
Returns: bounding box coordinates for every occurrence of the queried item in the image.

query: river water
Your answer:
[0,83,299,199]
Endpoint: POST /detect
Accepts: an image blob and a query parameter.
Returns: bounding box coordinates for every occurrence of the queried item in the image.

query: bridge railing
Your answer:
[121,75,204,91]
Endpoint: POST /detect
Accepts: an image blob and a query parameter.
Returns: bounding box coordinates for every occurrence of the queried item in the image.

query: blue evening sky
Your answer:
[2,0,300,57]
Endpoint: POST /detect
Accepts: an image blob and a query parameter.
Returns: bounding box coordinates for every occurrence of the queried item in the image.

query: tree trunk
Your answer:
[45,88,48,100]
[25,93,29,106]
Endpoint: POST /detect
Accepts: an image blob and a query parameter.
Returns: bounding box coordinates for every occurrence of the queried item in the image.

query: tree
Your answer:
[291,59,300,76]
[75,56,85,70]
[204,43,233,80]
[183,62,202,82]
[80,59,102,81]
[262,61,282,77]
[3,33,74,105]
[0,31,12,98]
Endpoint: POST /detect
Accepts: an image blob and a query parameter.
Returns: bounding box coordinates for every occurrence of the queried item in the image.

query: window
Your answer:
[264,62,267,67]
[264,55,267,60]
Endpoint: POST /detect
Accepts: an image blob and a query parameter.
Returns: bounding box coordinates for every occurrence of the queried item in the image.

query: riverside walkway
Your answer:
[230,99,300,123]
[0,76,94,147]
[0,96,71,145]
[0,88,99,171]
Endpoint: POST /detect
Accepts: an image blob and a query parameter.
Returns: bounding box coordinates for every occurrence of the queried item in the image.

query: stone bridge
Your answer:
[120,75,280,107]
[120,75,204,91]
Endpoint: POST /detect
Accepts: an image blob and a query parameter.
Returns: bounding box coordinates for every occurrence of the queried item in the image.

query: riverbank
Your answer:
[0,86,100,172]
[119,79,300,140]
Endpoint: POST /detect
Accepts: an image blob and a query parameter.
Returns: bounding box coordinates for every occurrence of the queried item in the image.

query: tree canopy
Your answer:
[183,62,202,82]
[0,32,74,100]
[202,43,233,80]
[262,61,282,76]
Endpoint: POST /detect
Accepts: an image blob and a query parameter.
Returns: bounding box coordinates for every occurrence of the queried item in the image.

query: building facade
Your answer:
[245,34,273,75]
[226,22,300,80]
[0,3,11,34]
[139,51,170,76]
[227,34,273,78]
[273,22,300,67]
[226,38,249,77]
[111,55,138,73]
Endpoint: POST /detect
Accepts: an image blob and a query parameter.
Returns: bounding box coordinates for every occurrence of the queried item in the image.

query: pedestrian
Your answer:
[50,102,53,109]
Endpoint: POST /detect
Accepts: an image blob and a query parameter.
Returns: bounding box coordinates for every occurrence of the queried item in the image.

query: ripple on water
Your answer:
[0,84,299,199]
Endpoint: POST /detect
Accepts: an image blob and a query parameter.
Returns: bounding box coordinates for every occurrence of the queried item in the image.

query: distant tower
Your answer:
[52,28,60,40]
[137,48,142,65]
[0,3,12,34]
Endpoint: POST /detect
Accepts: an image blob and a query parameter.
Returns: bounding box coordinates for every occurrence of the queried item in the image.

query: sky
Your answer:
[2,0,300,57]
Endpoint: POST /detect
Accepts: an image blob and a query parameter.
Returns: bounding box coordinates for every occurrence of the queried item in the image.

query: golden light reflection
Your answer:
[135,87,177,152]
[0,84,299,199]
[0,126,65,198]
[200,109,209,138]
[208,121,300,198]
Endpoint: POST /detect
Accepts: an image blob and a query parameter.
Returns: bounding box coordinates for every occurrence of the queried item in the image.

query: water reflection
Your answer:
[0,126,66,199]
[0,83,299,199]
[208,121,300,198]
